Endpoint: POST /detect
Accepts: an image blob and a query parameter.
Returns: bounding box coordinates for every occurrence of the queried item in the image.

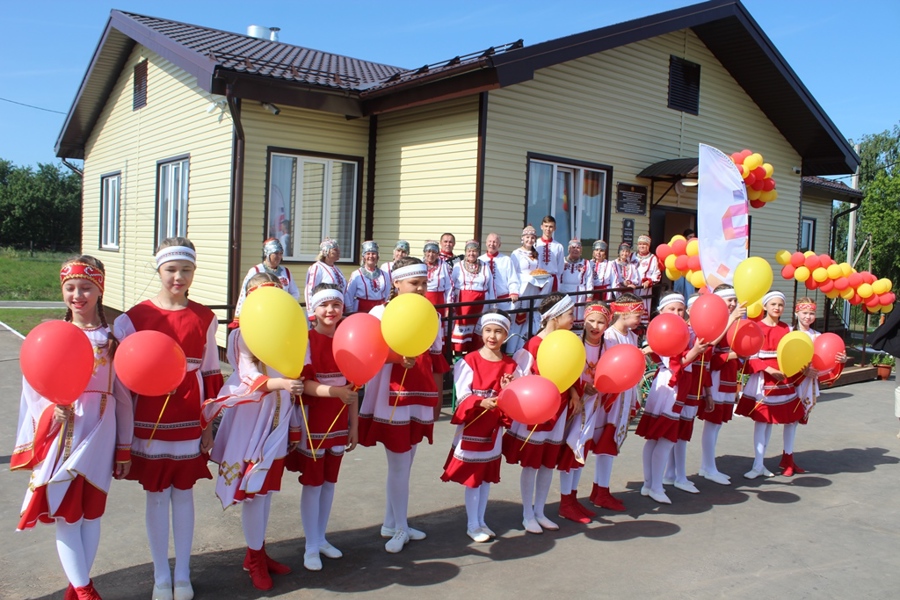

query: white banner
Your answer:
[698,143,749,290]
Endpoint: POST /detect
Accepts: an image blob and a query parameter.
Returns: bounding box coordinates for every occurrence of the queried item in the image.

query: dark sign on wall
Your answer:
[622,218,634,247]
[616,183,648,215]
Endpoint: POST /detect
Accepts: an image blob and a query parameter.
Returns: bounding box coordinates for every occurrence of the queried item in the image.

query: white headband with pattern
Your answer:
[479,313,511,333]
[658,293,685,310]
[541,295,575,322]
[687,295,699,310]
[391,263,428,282]
[763,291,786,306]
[309,289,344,311]
[156,246,196,268]
[714,288,737,300]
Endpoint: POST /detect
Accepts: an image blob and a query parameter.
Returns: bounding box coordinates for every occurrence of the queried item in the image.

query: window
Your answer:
[100,173,120,250]
[267,151,360,261]
[526,155,609,244]
[800,217,816,252]
[133,60,148,110]
[668,55,700,115]
[156,157,189,246]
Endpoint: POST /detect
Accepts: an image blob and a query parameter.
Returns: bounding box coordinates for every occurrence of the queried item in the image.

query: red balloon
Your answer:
[115,331,186,396]
[687,255,702,272]
[497,375,560,425]
[752,166,766,180]
[790,252,806,268]
[646,313,690,357]
[849,293,862,305]
[594,344,647,394]
[762,178,776,192]
[674,255,689,271]
[750,199,766,209]
[865,294,881,308]
[848,273,863,288]
[819,279,834,293]
[690,293,730,342]
[804,278,818,290]
[655,243,673,261]
[731,152,745,164]
[818,254,833,267]
[864,272,878,284]
[745,172,757,186]
[750,178,765,191]
[812,333,845,372]
[834,277,849,291]
[20,321,94,405]
[671,238,687,255]
[333,313,390,387]
[884,292,896,305]
[804,255,821,270]
[781,265,796,279]
[740,149,753,157]
[726,319,764,357]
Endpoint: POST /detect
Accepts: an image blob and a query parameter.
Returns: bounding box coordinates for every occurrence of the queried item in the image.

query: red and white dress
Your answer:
[791,327,844,424]
[633,252,661,325]
[13,326,133,530]
[425,259,453,312]
[441,353,517,487]
[203,328,299,508]
[114,300,224,492]
[358,303,443,453]
[558,340,600,471]
[502,336,569,469]
[591,259,615,300]
[680,330,712,441]
[534,237,564,290]
[701,339,741,425]
[509,248,553,354]
[735,321,803,423]
[285,329,351,485]
[234,263,300,318]
[636,349,686,443]
[479,251,521,311]
[305,261,347,307]
[597,328,641,448]
[345,267,390,315]
[451,261,494,353]
[610,260,640,294]
[558,258,592,328]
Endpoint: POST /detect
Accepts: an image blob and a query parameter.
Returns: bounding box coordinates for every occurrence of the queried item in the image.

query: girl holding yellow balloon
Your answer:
[358,257,446,553]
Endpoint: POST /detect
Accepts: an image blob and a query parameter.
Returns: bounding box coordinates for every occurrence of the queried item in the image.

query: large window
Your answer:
[526,155,609,244]
[800,217,816,252]
[267,151,360,261]
[100,173,120,250]
[156,157,189,246]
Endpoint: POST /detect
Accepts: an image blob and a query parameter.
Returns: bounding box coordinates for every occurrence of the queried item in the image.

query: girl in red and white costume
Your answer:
[632,235,661,330]
[13,257,132,600]
[305,238,346,308]
[451,240,495,353]
[611,243,640,295]
[380,240,409,282]
[114,238,223,600]
[788,297,847,476]
[510,225,553,353]
[735,291,803,479]
[442,310,517,542]
[590,240,615,301]
[289,284,359,570]
[345,240,390,315]
[638,292,708,504]
[203,273,301,591]
[358,257,448,553]
[504,293,579,534]
[558,239,593,329]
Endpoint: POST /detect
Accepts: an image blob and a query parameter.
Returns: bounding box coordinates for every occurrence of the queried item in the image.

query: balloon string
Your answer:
[315,404,347,454]
[463,408,489,431]
[695,357,705,400]
[147,393,172,447]
[389,367,408,424]
[519,424,538,451]
[296,393,316,462]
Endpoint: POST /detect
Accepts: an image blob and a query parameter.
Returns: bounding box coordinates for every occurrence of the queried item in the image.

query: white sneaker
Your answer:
[534,515,559,531]
[701,471,732,485]
[648,490,672,505]
[384,529,410,553]
[479,525,496,538]
[303,551,323,571]
[761,467,775,477]
[318,541,343,559]
[173,581,193,600]
[381,526,426,540]
[640,485,651,497]
[467,528,490,543]
[674,480,700,494]
[522,518,543,534]
[744,468,762,480]
[152,583,173,600]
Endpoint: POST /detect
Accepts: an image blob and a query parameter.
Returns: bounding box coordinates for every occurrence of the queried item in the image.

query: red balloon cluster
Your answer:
[775,249,895,313]
[730,149,777,209]
[655,234,705,289]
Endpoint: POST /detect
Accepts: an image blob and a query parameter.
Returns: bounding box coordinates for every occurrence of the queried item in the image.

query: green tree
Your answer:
[0,161,81,249]
[854,124,900,282]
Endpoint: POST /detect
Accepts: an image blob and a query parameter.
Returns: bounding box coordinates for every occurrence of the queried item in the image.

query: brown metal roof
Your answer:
[802,175,863,199]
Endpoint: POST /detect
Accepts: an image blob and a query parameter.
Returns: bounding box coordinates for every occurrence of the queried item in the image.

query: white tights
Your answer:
[241,494,272,551]
[55,518,101,588]
[145,487,194,585]
[752,422,774,471]
[301,482,336,553]
[701,422,723,474]
[383,446,416,532]
[559,467,583,494]
[593,454,615,488]
[643,438,675,494]
[519,466,553,521]
[463,483,491,531]
[783,422,798,455]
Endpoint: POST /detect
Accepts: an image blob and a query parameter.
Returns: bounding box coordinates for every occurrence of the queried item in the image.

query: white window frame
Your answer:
[800,217,816,252]
[526,155,609,243]
[267,151,360,262]
[100,173,120,250]
[156,157,189,246]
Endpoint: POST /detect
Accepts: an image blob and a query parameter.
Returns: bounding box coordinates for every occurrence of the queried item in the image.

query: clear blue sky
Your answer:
[1,0,897,170]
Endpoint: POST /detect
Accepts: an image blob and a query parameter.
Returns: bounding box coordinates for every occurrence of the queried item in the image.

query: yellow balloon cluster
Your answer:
[240,287,309,378]
[655,234,706,288]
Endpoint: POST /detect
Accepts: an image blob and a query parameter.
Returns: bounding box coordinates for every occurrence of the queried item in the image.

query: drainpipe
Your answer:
[226,83,245,323]
[825,197,862,333]
[61,159,84,178]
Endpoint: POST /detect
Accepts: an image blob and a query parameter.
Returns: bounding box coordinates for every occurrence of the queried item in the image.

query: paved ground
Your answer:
[1,326,899,600]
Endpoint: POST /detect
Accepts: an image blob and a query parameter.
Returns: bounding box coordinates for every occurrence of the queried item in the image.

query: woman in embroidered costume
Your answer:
[304,238,346,308]
[286,283,359,570]
[734,291,803,480]
[13,256,132,600]
[358,257,448,553]
[558,239,593,330]
[442,310,517,542]
[202,273,301,591]
[345,240,390,315]
[233,238,301,322]
[611,243,640,294]
[114,237,223,600]
[509,225,552,353]
[423,239,453,311]
[451,240,495,353]
[380,240,409,282]
[590,240,615,301]
[632,235,661,332]
[788,297,847,476]
[504,293,579,534]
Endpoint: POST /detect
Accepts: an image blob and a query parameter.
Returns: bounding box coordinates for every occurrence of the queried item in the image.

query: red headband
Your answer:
[247,281,279,295]
[60,262,104,293]
[584,304,612,322]
[611,301,644,314]
[795,302,816,313]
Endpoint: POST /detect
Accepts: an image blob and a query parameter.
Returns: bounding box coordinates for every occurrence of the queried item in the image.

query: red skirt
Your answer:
[358,416,434,454]
[677,417,695,442]
[735,394,804,424]
[232,458,285,502]
[635,413,679,442]
[592,424,620,456]
[18,476,107,530]
[697,402,734,425]
[501,431,562,469]
[441,451,501,487]
[293,451,344,487]
[557,440,595,472]
[127,453,212,492]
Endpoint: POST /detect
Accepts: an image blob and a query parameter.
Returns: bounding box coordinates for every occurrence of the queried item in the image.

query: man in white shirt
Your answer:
[478,232,521,312]
[534,215,565,291]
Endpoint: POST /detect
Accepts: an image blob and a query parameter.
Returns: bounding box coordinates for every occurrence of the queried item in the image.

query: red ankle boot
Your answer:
[64,584,77,600]
[73,580,102,600]
[558,493,590,523]
[781,453,805,476]
[571,492,596,518]
[246,547,273,590]
[261,544,291,575]
[592,486,626,512]
[589,483,602,505]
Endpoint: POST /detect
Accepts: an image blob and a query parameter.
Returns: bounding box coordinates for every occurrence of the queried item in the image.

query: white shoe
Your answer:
[662,477,675,486]
[640,485,651,497]
[744,468,762,480]
[701,471,732,485]
[173,581,193,600]
[467,528,490,543]
[534,515,559,531]
[303,551,323,571]
[674,480,700,494]
[648,490,672,505]
[479,525,496,538]
[381,526,426,540]
[761,467,775,477]
[522,518,543,534]
[385,529,410,553]
[152,583,173,600]
[318,541,342,559]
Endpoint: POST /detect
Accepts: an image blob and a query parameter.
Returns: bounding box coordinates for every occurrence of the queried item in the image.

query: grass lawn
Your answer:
[0,247,73,301]
[0,309,64,336]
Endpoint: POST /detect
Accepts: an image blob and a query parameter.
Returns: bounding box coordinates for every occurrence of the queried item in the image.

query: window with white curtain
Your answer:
[526,156,609,244]
[100,173,120,250]
[156,157,189,245]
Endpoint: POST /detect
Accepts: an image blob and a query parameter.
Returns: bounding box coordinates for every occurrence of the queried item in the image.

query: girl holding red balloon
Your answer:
[114,237,224,600]
[441,310,517,542]
[13,256,133,600]
[201,273,302,591]
[503,293,578,534]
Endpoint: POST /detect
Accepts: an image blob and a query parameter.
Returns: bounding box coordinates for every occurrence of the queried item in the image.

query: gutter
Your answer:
[225,82,245,323]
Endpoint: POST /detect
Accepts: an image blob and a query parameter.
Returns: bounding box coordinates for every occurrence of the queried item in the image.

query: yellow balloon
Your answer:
[825,289,840,299]
[839,262,852,277]
[734,257,773,306]
[381,293,440,357]
[747,188,762,200]
[803,251,815,257]
[775,250,791,266]
[762,162,774,178]
[689,269,706,289]
[857,283,874,299]
[664,254,678,270]
[826,264,842,279]
[747,302,763,319]
[744,153,763,171]
[840,287,855,300]
[240,287,309,378]
[794,266,810,282]
[759,190,777,203]
[685,239,700,257]
[669,235,686,244]
[537,329,587,392]
[884,279,894,292]
[665,267,682,281]
[873,279,890,295]
[777,331,814,377]
[884,303,894,314]
[812,267,828,283]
